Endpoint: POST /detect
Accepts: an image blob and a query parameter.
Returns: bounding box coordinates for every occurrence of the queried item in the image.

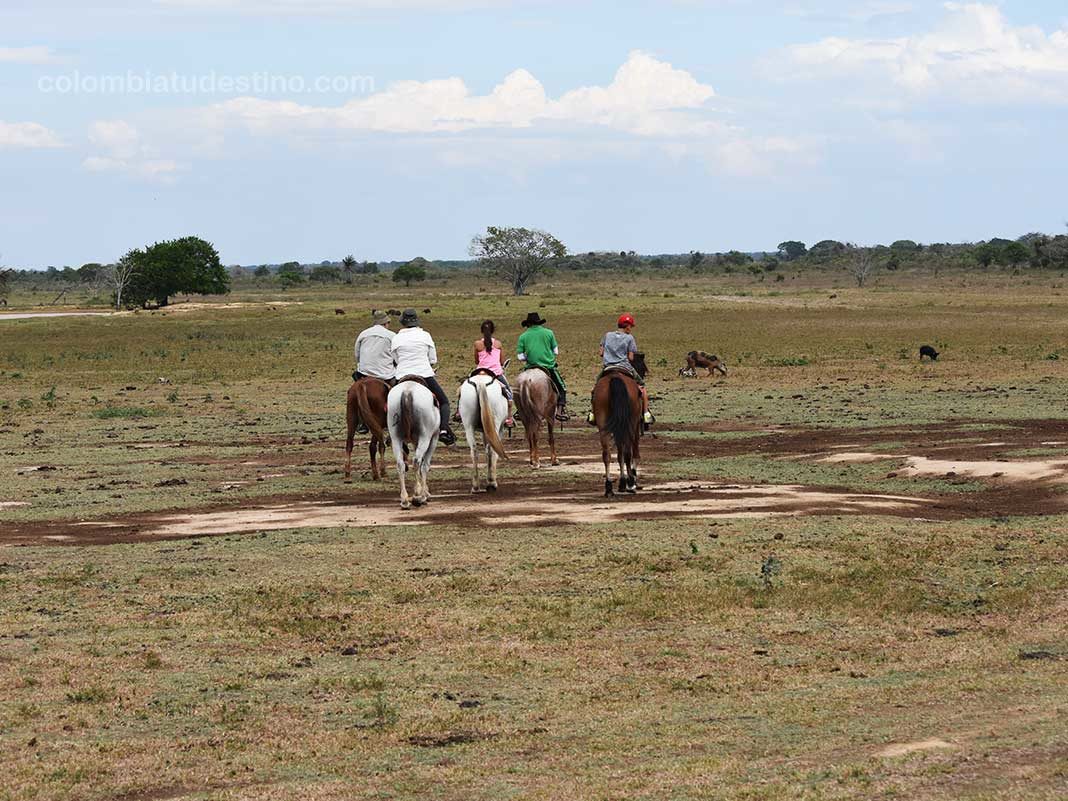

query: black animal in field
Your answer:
[919,345,940,361]
[679,351,728,377]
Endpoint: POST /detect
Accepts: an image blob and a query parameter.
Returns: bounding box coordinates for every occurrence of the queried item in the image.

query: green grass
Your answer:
[0,516,1064,800]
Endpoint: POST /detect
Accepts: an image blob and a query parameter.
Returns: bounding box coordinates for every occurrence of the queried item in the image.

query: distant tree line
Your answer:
[7,229,1068,304]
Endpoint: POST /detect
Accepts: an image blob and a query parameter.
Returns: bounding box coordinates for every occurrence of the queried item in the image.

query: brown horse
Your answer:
[515,368,558,468]
[592,354,648,497]
[344,378,390,481]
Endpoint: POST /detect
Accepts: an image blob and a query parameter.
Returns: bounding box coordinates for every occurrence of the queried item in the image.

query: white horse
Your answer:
[458,373,510,492]
[387,380,441,510]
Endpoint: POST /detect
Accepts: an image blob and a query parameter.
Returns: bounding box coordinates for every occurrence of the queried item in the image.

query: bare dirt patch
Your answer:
[877,738,956,758]
[1,482,944,547]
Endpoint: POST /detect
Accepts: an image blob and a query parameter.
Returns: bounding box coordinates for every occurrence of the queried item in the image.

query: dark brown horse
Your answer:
[345,378,390,481]
[591,353,648,497]
[515,368,558,468]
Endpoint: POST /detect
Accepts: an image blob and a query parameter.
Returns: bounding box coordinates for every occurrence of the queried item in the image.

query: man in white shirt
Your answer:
[352,310,395,434]
[354,310,395,382]
[391,308,456,445]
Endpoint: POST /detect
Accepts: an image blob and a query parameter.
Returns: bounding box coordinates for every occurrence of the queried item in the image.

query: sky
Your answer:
[2,0,1068,267]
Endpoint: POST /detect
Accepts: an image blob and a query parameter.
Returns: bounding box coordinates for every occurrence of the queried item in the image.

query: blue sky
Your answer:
[2,0,1068,267]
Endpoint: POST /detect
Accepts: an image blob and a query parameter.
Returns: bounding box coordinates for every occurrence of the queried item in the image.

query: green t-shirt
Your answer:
[517,325,558,369]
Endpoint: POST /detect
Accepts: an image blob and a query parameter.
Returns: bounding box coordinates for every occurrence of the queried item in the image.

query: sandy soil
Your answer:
[2,483,934,546]
[877,739,956,758]
[0,312,114,320]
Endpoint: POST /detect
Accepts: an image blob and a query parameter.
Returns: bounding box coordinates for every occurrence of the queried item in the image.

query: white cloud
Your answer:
[0,121,63,149]
[0,45,59,64]
[84,120,184,181]
[781,2,1068,103]
[203,51,715,137]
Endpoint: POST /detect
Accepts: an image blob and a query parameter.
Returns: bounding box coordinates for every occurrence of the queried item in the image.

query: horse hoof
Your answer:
[624,487,637,495]
[401,501,411,510]
[412,497,425,507]
[486,483,497,492]
[551,459,560,466]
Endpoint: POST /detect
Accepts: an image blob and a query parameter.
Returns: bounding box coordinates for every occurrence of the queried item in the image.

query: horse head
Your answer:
[633,352,650,378]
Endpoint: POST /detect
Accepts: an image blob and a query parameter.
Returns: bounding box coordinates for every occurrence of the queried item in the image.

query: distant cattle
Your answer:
[386,308,402,317]
[679,351,728,378]
[334,308,345,315]
[920,345,940,361]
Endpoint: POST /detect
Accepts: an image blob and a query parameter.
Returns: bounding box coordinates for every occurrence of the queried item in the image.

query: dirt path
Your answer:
[1,481,942,547]
[5,418,1068,547]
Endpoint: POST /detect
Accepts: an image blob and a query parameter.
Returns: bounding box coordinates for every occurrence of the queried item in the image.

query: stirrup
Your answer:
[504,417,515,428]
[586,412,595,425]
[643,411,655,424]
[355,423,369,435]
[555,410,570,422]
[439,429,456,446]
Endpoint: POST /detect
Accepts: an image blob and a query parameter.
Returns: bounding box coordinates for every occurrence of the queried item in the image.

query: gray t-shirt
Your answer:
[601,330,637,367]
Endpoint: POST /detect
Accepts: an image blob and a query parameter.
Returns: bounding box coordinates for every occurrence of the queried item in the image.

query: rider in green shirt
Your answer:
[516,312,569,421]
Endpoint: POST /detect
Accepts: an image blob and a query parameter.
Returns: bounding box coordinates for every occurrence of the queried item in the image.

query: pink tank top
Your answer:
[477,343,504,375]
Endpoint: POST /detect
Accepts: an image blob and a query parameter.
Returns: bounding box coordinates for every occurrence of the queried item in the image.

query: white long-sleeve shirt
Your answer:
[354,324,396,379]
[391,326,437,378]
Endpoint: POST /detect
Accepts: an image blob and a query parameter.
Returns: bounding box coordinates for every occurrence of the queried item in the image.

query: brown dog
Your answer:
[679,351,727,377]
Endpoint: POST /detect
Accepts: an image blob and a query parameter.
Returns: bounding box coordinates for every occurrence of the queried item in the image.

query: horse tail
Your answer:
[607,376,633,457]
[477,381,509,460]
[399,390,415,443]
[355,382,387,442]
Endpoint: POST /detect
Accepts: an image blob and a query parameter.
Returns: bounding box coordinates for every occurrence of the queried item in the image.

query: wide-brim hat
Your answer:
[372,309,390,325]
[400,308,420,327]
[521,312,546,327]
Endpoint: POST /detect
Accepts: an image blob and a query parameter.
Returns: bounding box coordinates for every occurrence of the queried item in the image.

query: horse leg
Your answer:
[486,443,498,491]
[344,406,356,481]
[468,430,480,493]
[368,436,379,481]
[527,417,539,468]
[632,434,641,491]
[393,438,411,510]
[618,446,633,494]
[548,417,559,466]
[378,439,387,478]
[601,430,614,498]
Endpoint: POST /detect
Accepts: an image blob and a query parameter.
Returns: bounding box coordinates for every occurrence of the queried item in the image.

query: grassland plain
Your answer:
[1,272,1067,799]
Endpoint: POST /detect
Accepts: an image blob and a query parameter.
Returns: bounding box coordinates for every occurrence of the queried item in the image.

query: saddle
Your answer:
[469,367,497,379]
[395,375,439,407]
[353,374,394,391]
[601,364,638,379]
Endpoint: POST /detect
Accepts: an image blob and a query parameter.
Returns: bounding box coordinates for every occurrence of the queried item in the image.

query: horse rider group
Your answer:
[352,308,654,446]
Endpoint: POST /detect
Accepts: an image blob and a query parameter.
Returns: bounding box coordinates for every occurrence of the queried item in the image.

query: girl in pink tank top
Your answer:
[472,320,513,426]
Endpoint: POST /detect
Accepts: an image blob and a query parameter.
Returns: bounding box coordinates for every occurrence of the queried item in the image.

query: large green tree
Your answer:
[392,258,428,288]
[777,241,807,261]
[469,226,566,295]
[124,236,229,307]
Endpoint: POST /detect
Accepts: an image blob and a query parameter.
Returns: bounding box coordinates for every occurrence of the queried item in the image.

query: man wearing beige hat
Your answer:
[352,310,395,434]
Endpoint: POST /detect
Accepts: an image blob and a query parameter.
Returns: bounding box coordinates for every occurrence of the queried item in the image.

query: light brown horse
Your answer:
[591,354,648,497]
[515,368,558,468]
[345,378,390,481]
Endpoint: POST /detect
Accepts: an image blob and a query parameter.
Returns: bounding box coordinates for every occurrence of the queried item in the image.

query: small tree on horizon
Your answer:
[392,258,427,288]
[469,226,566,296]
[107,252,141,309]
[848,245,878,288]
